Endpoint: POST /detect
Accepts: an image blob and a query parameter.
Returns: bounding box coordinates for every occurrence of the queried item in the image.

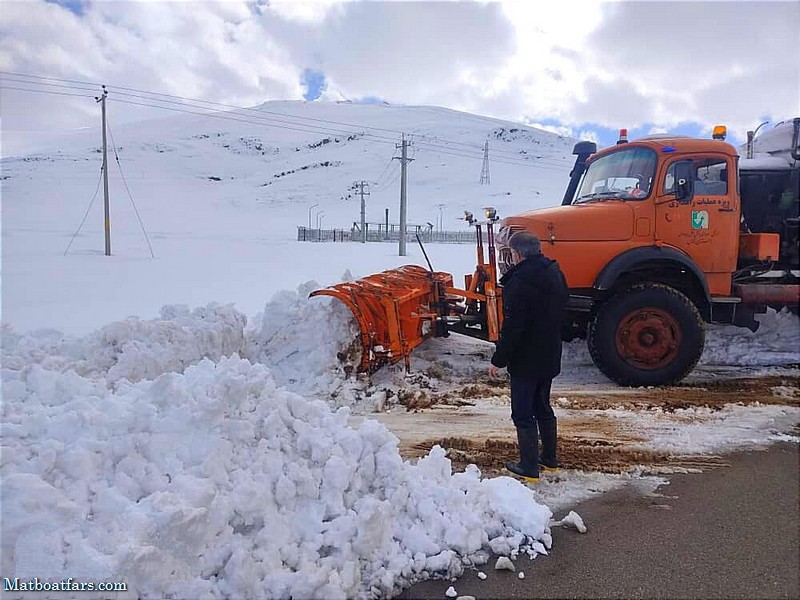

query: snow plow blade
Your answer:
[310,265,453,374]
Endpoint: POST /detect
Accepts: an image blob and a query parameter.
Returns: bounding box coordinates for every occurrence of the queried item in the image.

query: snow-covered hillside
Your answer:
[1,100,575,333]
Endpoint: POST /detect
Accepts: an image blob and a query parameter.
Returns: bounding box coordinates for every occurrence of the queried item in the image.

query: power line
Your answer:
[376,162,401,190]
[2,74,401,146]
[1,70,403,137]
[0,84,96,99]
[109,97,399,147]
[2,71,570,164]
[107,121,156,258]
[414,141,569,172]
[373,152,399,188]
[413,130,565,162]
[2,84,569,172]
[413,137,569,167]
[1,75,98,93]
[64,164,104,255]
[4,81,567,173]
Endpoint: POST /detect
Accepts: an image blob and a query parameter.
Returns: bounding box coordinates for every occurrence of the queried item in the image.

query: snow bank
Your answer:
[245,279,362,400]
[0,356,551,599]
[1,304,246,385]
[702,308,800,366]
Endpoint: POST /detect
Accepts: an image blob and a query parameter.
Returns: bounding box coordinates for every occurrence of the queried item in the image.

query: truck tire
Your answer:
[587,283,705,386]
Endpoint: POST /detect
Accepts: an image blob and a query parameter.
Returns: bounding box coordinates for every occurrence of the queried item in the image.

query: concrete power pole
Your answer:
[479,140,490,185]
[355,181,370,243]
[436,203,446,233]
[96,86,111,255]
[394,134,413,256]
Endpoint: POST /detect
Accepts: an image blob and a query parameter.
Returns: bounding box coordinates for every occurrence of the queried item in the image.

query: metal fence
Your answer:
[296,227,479,244]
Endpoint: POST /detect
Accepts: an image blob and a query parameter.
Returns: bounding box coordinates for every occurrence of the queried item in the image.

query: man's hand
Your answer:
[488,365,502,378]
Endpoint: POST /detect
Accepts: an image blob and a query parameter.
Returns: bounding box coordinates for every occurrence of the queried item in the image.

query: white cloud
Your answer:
[577,129,599,144]
[266,0,346,24]
[0,0,797,144]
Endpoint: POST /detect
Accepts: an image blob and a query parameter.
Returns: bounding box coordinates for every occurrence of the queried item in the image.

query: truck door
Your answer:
[654,155,739,295]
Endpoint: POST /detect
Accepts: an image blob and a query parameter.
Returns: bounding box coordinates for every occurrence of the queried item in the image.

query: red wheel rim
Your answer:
[615,308,682,371]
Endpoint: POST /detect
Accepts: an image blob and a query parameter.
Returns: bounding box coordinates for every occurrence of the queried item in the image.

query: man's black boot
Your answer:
[506,426,540,482]
[539,418,559,471]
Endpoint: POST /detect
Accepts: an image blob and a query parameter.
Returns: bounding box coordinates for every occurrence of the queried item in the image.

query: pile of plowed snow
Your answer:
[246,280,361,398]
[1,304,246,385]
[702,308,800,366]
[1,356,551,599]
[3,289,798,405]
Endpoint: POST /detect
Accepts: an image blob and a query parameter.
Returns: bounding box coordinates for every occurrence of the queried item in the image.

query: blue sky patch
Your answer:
[45,0,84,16]
[301,69,326,101]
[561,120,744,149]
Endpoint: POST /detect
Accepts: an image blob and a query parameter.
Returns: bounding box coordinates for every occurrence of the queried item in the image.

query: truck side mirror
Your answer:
[673,162,694,204]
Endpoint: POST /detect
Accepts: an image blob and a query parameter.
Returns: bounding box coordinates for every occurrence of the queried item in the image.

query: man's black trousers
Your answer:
[510,377,555,429]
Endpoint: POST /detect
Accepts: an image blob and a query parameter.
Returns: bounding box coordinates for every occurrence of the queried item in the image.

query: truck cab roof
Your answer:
[590,137,739,162]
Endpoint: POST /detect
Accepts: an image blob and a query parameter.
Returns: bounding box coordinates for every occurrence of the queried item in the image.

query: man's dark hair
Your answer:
[509,231,542,259]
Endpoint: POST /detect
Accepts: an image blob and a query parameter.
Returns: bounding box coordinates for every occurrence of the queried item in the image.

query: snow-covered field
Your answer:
[2,101,799,598]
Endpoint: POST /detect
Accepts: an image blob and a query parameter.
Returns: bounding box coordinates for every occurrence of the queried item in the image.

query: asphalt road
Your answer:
[398,443,799,600]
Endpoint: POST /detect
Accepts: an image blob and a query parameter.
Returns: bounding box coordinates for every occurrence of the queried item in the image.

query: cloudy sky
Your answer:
[1,0,798,153]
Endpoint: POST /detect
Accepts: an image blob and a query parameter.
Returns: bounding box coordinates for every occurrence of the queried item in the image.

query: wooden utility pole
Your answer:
[355,181,370,243]
[96,86,111,256]
[394,134,413,256]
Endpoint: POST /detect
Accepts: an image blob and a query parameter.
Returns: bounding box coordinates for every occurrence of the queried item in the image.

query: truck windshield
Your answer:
[574,146,658,203]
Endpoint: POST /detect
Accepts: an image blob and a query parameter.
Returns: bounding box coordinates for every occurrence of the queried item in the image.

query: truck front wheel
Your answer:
[587,284,705,386]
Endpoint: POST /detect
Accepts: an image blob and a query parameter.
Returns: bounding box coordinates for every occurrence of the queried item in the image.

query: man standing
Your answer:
[489,231,568,482]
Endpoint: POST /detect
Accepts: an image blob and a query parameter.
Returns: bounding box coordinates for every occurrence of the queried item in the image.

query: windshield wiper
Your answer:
[574,191,627,204]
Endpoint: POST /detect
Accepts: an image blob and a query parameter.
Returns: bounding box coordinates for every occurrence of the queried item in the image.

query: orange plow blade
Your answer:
[310,265,453,374]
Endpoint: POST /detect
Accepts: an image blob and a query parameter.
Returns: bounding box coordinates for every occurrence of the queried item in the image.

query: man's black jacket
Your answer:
[490,254,568,380]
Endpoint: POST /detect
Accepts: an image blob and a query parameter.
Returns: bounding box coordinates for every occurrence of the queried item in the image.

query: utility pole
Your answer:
[96,85,111,256]
[308,202,319,229]
[394,134,413,256]
[355,181,370,243]
[479,140,490,185]
[436,203,446,233]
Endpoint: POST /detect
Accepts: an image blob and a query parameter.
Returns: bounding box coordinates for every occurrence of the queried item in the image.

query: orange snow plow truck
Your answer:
[312,118,800,386]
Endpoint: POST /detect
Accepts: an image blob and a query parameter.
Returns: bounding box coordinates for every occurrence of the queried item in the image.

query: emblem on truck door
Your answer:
[691,210,709,229]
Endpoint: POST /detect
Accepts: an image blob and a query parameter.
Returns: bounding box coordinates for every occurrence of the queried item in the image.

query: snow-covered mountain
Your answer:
[1,100,575,333]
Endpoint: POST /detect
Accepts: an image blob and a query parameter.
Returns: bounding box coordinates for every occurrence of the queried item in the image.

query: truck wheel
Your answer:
[588,283,705,386]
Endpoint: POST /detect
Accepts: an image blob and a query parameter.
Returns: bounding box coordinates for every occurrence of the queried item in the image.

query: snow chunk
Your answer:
[445,585,458,597]
[477,571,487,580]
[518,571,525,579]
[494,556,515,571]
[560,511,588,533]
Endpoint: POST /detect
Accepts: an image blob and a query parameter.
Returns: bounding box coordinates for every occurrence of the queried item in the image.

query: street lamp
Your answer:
[317,211,326,229]
[308,203,319,229]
